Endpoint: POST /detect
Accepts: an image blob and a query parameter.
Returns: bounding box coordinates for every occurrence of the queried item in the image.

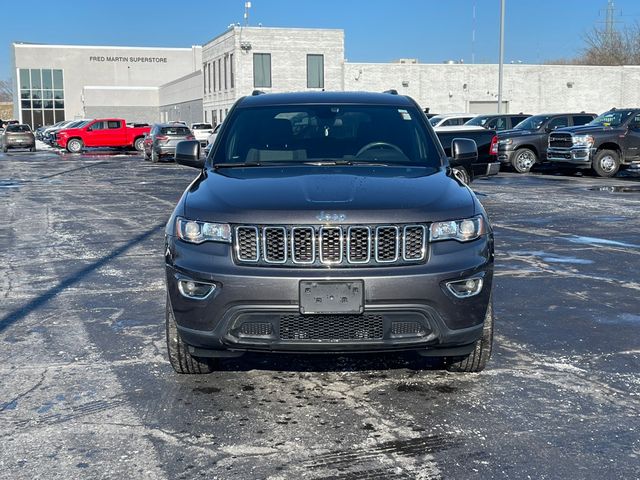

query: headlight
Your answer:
[176,217,231,244]
[430,215,486,242]
[498,138,512,146]
[572,134,594,146]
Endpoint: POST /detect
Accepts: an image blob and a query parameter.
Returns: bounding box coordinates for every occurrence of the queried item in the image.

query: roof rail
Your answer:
[252,90,266,96]
[383,89,398,95]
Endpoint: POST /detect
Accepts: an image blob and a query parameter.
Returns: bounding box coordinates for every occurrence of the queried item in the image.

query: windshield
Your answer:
[161,126,191,136]
[192,123,212,130]
[588,110,634,127]
[514,115,550,130]
[465,116,489,127]
[429,116,444,126]
[212,104,440,167]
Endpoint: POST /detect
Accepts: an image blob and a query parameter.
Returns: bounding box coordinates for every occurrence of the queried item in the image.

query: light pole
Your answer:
[497,0,505,113]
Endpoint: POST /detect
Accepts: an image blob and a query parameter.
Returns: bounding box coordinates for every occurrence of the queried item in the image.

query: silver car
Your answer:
[143,123,195,162]
[1,124,36,152]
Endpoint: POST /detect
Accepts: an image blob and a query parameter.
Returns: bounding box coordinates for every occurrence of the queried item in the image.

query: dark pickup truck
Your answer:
[547,108,640,177]
[497,112,596,173]
[435,126,499,184]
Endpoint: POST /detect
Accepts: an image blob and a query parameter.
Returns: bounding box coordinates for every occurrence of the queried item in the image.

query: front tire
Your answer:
[592,149,620,177]
[166,297,216,374]
[445,299,494,373]
[511,148,536,173]
[67,138,83,153]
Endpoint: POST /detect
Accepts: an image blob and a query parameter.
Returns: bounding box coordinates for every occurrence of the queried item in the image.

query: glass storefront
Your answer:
[19,68,65,128]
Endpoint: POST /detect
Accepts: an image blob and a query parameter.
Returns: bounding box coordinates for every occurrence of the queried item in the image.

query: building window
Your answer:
[208,62,212,93]
[213,110,217,125]
[253,53,271,88]
[217,59,222,92]
[204,110,207,122]
[230,53,234,89]
[224,55,228,90]
[19,68,64,128]
[307,54,324,88]
[203,63,207,94]
[212,61,216,92]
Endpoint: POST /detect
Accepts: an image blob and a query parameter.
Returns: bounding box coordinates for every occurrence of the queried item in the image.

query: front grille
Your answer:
[234,224,427,267]
[279,314,384,341]
[549,133,573,148]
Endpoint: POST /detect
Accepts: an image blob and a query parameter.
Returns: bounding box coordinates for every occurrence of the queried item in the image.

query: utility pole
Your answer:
[497,0,505,113]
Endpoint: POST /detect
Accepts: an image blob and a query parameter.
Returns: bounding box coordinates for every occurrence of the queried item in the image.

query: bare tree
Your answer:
[0,78,13,102]
[546,22,640,66]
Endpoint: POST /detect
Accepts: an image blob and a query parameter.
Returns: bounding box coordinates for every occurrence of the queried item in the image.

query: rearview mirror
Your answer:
[175,140,204,169]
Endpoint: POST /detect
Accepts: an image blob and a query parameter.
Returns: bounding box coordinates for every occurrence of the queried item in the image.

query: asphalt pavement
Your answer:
[1,149,639,480]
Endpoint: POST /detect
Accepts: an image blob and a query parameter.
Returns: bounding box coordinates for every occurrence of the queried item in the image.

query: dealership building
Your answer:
[10,27,640,128]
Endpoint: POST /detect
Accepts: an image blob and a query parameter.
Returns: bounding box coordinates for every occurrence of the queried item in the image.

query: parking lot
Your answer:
[1,149,639,479]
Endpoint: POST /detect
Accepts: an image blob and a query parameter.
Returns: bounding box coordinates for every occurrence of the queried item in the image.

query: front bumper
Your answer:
[497,147,515,165]
[165,233,494,355]
[547,147,593,166]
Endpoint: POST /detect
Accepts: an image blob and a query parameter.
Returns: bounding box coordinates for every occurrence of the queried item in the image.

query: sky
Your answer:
[2,0,639,81]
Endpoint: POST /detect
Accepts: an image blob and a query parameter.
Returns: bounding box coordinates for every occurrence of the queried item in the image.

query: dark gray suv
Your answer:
[164,91,494,374]
[143,123,195,162]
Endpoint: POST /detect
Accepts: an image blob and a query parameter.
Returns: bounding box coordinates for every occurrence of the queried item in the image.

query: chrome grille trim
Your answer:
[319,226,344,264]
[291,227,315,264]
[375,226,400,263]
[347,226,371,264]
[235,226,259,262]
[233,224,427,267]
[402,225,427,261]
[262,227,288,264]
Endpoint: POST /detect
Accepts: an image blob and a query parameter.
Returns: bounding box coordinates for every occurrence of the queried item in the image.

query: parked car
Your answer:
[435,126,499,184]
[143,123,195,162]
[429,113,476,128]
[465,113,531,131]
[547,108,640,177]
[164,90,495,374]
[203,123,222,156]
[1,124,36,152]
[191,123,214,147]
[44,120,85,145]
[56,118,150,153]
[497,112,596,173]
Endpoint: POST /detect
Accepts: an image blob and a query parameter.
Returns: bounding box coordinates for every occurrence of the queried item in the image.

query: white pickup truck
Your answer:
[190,123,214,147]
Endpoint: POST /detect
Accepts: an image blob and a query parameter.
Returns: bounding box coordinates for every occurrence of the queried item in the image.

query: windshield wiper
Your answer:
[213,162,262,168]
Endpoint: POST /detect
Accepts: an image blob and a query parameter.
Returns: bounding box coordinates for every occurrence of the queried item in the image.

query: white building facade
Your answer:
[11,43,201,126]
[10,28,640,129]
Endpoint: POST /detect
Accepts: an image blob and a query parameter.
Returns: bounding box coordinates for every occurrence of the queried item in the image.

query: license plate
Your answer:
[299,280,364,314]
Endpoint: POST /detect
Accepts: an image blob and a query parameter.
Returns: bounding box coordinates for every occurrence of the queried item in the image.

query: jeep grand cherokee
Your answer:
[164,91,495,374]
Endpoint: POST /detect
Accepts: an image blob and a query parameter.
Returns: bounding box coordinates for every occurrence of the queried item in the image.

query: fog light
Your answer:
[445,277,483,298]
[178,280,216,299]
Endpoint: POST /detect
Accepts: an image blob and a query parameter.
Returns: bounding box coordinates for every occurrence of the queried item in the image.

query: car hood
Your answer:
[182,166,477,224]
[552,125,615,135]
[498,128,537,138]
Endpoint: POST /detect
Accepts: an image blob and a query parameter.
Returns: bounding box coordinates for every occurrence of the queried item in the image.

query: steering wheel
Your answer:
[356,141,404,158]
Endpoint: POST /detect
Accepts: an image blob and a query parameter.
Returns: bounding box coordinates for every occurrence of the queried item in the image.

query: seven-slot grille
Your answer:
[549,133,573,148]
[234,224,427,267]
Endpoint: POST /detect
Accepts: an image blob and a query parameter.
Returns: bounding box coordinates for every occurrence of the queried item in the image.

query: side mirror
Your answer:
[175,140,204,169]
[451,138,478,163]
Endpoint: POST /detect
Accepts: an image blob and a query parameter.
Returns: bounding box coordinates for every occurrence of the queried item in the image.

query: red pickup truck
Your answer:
[56,118,150,153]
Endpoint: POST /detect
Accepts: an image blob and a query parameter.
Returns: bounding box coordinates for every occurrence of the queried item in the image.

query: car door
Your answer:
[623,113,640,161]
[83,121,106,147]
[106,120,126,146]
